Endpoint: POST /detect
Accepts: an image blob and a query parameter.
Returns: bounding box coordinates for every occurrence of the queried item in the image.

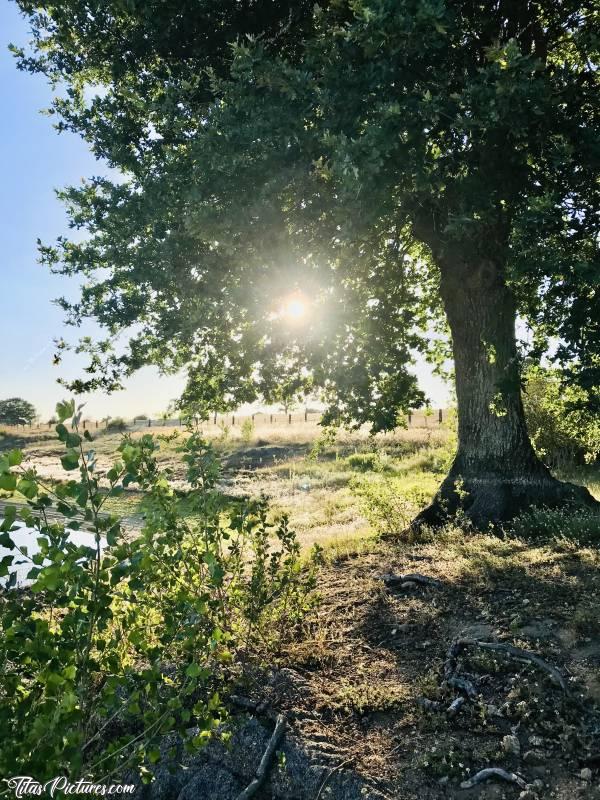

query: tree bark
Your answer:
[414,254,598,529]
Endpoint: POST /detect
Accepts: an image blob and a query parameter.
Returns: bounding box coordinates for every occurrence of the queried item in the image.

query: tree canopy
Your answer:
[12,0,597,430]
[0,397,37,426]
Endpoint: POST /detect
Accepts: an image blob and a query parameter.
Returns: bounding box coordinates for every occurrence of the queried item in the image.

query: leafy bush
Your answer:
[133,413,149,421]
[107,416,128,431]
[523,367,600,468]
[0,400,319,783]
[350,475,433,536]
[510,506,600,545]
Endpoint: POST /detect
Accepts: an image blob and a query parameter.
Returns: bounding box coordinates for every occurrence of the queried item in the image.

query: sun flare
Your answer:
[285,297,307,320]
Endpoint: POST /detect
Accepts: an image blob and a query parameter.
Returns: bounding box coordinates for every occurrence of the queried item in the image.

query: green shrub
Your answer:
[0,400,319,783]
[350,475,433,535]
[107,416,127,431]
[510,506,600,545]
[523,367,600,468]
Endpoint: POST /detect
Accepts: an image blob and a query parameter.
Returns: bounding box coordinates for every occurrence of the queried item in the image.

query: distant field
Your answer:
[1,415,598,552]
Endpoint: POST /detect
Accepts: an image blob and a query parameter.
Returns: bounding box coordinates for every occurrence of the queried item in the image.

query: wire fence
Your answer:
[2,408,450,432]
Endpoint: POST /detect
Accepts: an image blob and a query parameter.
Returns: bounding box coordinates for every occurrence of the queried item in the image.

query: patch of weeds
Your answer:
[510,506,600,546]
[240,418,255,444]
[573,603,600,636]
[318,529,378,563]
[333,681,404,715]
[415,741,473,781]
[346,451,384,472]
[350,475,433,536]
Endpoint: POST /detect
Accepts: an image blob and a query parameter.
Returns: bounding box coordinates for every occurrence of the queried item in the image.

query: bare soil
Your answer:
[239,532,600,799]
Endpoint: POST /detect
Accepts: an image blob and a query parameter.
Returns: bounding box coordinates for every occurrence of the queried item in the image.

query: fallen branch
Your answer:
[382,573,442,590]
[236,714,287,800]
[458,638,567,692]
[460,767,526,790]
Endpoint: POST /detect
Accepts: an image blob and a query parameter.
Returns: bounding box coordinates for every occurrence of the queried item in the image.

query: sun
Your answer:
[285,297,307,320]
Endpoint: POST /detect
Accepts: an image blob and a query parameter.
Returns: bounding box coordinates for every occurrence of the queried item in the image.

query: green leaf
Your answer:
[7,450,23,467]
[65,432,82,448]
[0,473,17,492]
[17,478,38,500]
[61,450,80,471]
[185,662,201,678]
[56,399,75,423]
[0,505,17,531]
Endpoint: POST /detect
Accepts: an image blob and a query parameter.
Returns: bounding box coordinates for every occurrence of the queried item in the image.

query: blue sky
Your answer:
[0,0,449,421]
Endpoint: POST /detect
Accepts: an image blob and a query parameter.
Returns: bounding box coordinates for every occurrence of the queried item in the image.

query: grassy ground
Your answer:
[2,421,600,797]
[0,419,454,544]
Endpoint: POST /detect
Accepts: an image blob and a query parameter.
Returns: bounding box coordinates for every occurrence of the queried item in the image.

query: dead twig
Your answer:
[460,767,527,790]
[235,714,287,800]
[314,756,355,800]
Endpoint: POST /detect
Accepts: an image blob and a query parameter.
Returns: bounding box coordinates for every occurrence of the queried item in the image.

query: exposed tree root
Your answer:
[446,675,477,700]
[381,573,442,590]
[456,638,567,692]
[235,714,287,800]
[460,767,527,790]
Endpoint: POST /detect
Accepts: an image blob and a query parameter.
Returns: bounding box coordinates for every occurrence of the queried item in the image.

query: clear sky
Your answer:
[0,0,450,422]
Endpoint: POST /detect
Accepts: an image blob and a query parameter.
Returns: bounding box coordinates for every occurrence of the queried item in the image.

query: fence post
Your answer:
[304,408,308,422]
[270,414,273,424]
[288,413,292,425]
[83,420,86,430]
[438,409,443,425]
[232,415,235,426]
[96,420,99,429]
[408,411,412,426]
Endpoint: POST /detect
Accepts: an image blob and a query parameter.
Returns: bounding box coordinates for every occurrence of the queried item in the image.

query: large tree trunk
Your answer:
[414,255,597,530]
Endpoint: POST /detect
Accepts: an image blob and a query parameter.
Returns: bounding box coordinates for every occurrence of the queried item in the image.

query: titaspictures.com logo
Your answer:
[2,777,136,798]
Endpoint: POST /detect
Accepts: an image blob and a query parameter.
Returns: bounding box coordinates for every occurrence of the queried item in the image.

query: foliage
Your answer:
[106,416,127,431]
[510,506,600,546]
[0,400,319,782]
[523,367,600,468]
[0,397,37,426]
[240,418,255,445]
[346,452,384,473]
[12,1,600,432]
[351,475,434,536]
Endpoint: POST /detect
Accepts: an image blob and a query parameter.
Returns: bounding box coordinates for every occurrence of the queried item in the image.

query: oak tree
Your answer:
[12,0,599,526]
